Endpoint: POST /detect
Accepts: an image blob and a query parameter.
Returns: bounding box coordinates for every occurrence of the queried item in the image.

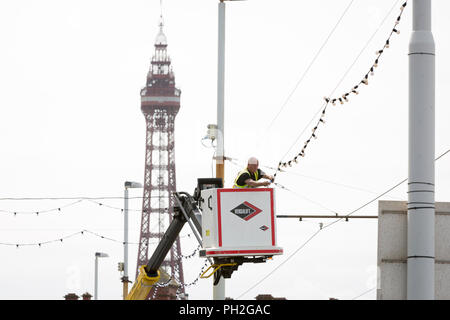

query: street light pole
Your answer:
[216,0,226,182]
[123,186,130,299]
[407,0,435,300]
[213,0,226,301]
[94,252,109,300]
[123,181,143,299]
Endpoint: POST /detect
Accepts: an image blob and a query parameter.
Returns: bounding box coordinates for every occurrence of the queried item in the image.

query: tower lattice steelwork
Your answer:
[136,17,185,300]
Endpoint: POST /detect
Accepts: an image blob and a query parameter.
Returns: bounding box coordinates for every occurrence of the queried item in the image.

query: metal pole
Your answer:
[214,0,226,301]
[123,187,129,299]
[407,0,435,300]
[94,255,98,300]
[216,0,226,183]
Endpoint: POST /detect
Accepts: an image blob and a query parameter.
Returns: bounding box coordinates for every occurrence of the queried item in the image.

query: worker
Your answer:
[233,157,274,188]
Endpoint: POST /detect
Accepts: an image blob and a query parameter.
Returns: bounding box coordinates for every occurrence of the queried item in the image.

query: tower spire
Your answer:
[154,14,167,47]
[158,0,164,35]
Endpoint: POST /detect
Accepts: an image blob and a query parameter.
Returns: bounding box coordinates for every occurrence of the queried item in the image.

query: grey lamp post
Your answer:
[407,0,435,300]
[94,252,109,300]
[214,0,246,301]
[122,181,143,299]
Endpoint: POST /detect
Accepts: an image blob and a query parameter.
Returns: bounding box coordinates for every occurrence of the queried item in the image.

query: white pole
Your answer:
[216,0,226,181]
[123,186,129,298]
[213,276,225,300]
[213,0,226,301]
[94,255,99,300]
[407,0,435,300]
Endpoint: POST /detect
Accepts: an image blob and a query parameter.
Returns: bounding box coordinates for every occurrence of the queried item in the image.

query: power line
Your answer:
[274,0,406,176]
[274,182,340,215]
[275,169,404,200]
[351,286,376,300]
[0,196,145,201]
[323,176,406,229]
[277,215,377,220]
[260,0,355,138]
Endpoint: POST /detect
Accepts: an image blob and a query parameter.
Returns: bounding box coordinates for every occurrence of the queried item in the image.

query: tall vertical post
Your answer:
[94,255,99,300]
[216,0,226,182]
[94,252,108,300]
[123,186,129,299]
[407,0,435,300]
[214,0,226,301]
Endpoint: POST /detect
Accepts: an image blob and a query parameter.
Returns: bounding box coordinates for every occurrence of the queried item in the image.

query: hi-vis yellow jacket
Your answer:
[233,169,259,188]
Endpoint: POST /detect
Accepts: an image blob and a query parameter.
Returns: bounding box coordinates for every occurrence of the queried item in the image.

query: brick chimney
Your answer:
[82,292,93,300]
[64,293,79,300]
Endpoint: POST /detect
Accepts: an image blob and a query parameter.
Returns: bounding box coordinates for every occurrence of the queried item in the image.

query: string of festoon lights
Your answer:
[274,1,408,180]
[0,229,125,248]
[0,199,84,216]
[0,229,194,248]
[0,199,148,216]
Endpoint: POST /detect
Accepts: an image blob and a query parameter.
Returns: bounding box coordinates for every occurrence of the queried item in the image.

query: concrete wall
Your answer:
[377,201,450,299]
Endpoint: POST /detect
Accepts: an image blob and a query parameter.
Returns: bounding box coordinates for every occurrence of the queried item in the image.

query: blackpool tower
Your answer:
[136,16,185,300]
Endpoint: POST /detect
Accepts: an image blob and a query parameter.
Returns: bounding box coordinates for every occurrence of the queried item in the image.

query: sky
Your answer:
[0,0,449,300]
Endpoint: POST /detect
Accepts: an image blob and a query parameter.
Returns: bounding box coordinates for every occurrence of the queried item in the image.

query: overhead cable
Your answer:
[262,0,355,136]
[274,1,407,179]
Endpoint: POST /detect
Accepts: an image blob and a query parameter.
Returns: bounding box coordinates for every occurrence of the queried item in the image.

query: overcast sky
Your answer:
[0,0,449,300]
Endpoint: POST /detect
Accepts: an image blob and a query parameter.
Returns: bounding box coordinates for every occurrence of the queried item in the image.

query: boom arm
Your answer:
[126,193,201,300]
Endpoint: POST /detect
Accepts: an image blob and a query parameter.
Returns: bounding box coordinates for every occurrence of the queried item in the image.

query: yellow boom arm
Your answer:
[125,192,203,299]
[125,266,160,300]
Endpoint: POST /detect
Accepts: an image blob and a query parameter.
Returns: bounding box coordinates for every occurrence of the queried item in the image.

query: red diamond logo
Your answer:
[230,201,262,221]
[260,225,269,231]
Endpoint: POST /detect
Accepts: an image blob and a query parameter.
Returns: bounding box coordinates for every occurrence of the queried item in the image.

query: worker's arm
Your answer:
[258,169,274,182]
[245,178,271,187]
[261,173,274,181]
